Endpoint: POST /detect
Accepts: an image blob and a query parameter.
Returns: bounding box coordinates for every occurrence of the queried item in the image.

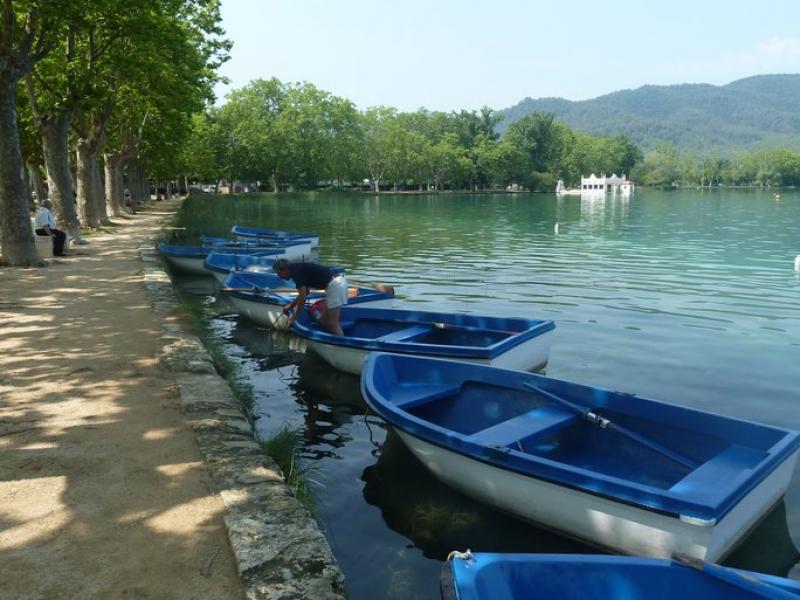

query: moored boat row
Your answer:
[160,218,800,597]
[158,244,284,276]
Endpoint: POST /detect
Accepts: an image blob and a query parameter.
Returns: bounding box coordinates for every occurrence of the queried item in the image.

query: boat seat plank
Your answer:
[392,383,462,410]
[471,405,575,447]
[378,325,432,343]
[668,445,767,501]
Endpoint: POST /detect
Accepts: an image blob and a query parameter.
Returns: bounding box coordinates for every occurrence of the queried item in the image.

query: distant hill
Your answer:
[497,74,800,154]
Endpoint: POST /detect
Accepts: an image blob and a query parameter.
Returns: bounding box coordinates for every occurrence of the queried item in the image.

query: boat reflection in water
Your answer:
[362,430,594,560]
[724,500,799,576]
[288,353,367,460]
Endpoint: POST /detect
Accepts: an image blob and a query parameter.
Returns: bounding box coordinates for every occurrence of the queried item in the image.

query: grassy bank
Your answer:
[172,274,315,513]
[176,293,255,410]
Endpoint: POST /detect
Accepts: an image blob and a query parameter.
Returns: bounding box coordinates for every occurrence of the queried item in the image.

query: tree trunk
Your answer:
[76,139,99,227]
[104,153,124,216]
[0,75,40,266]
[129,159,147,206]
[76,141,111,227]
[28,163,47,204]
[184,175,189,196]
[22,163,32,209]
[94,153,108,223]
[39,112,82,241]
[75,107,112,227]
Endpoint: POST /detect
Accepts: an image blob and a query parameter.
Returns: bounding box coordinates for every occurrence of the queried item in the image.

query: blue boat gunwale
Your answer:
[361,353,800,522]
[158,244,284,259]
[231,224,318,240]
[223,271,392,307]
[203,250,285,274]
[445,553,800,600]
[292,307,555,359]
[200,235,310,249]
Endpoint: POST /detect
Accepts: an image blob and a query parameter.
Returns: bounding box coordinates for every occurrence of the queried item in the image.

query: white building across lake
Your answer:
[580,173,634,195]
[557,174,634,196]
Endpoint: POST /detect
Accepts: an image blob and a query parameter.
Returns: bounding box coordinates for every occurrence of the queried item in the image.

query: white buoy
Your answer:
[795,255,800,271]
[554,223,559,234]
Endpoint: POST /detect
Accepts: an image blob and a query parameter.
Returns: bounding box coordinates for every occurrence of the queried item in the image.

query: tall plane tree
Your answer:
[0,1,70,266]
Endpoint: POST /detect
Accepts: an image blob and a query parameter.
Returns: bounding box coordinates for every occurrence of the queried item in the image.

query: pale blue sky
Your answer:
[215,0,800,111]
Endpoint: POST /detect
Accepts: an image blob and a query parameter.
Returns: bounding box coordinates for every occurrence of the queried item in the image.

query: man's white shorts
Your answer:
[325,275,348,309]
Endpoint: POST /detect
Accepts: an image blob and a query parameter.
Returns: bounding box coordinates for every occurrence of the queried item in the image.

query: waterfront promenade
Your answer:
[0,200,244,599]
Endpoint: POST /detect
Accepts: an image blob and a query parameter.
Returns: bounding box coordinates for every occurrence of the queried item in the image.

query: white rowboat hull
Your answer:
[164,255,208,276]
[395,431,798,562]
[307,329,553,376]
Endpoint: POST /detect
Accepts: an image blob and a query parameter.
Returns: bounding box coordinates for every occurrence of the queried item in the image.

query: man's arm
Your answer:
[284,287,308,325]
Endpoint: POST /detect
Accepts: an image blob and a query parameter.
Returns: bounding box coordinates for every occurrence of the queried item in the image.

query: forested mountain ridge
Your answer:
[497,74,800,153]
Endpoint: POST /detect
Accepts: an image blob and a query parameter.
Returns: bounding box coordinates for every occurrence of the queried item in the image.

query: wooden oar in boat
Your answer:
[523,382,699,470]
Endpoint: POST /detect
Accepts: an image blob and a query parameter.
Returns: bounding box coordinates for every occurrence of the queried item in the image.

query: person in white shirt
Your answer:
[34,200,67,256]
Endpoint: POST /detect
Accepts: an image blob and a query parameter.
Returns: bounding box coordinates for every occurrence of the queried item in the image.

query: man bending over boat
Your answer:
[273,258,347,335]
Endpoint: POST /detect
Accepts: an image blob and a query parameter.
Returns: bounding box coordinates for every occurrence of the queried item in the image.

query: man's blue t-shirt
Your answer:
[289,262,334,290]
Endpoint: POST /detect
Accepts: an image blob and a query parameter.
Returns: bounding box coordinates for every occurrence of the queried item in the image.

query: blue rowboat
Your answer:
[203,250,287,283]
[360,353,800,561]
[442,553,800,600]
[157,244,283,276]
[231,224,320,248]
[222,270,393,330]
[200,235,312,260]
[292,308,554,375]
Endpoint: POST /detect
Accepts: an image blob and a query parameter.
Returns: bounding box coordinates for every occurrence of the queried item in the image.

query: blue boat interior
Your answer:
[341,318,513,347]
[159,244,284,258]
[232,224,318,239]
[226,271,296,290]
[403,379,779,489]
[224,273,394,308]
[201,235,306,249]
[364,354,799,513]
[204,251,282,272]
[449,554,800,600]
[223,266,345,287]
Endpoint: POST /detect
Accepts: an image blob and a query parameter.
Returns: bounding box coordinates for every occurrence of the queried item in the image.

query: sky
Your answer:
[214,0,800,112]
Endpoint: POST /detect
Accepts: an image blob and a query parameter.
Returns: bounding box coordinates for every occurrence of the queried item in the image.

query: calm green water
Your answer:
[175,190,800,599]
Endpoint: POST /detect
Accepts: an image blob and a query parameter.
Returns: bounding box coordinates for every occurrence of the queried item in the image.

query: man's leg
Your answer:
[52,229,67,255]
[320,306,343,335]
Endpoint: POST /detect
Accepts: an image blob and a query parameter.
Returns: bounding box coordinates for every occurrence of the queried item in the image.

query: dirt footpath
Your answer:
[0,200,244,600]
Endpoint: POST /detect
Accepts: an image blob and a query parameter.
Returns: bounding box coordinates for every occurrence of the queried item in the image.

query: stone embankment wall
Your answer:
[139,242,346,600]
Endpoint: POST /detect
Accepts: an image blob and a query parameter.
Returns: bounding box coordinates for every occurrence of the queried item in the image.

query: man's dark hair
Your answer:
[273,258,291,271]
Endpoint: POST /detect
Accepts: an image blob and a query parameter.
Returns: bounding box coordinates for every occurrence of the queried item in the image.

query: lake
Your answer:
[173,189,800,599]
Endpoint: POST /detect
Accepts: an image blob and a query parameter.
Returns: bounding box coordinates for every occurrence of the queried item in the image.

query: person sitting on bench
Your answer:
[34,200,67,256]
